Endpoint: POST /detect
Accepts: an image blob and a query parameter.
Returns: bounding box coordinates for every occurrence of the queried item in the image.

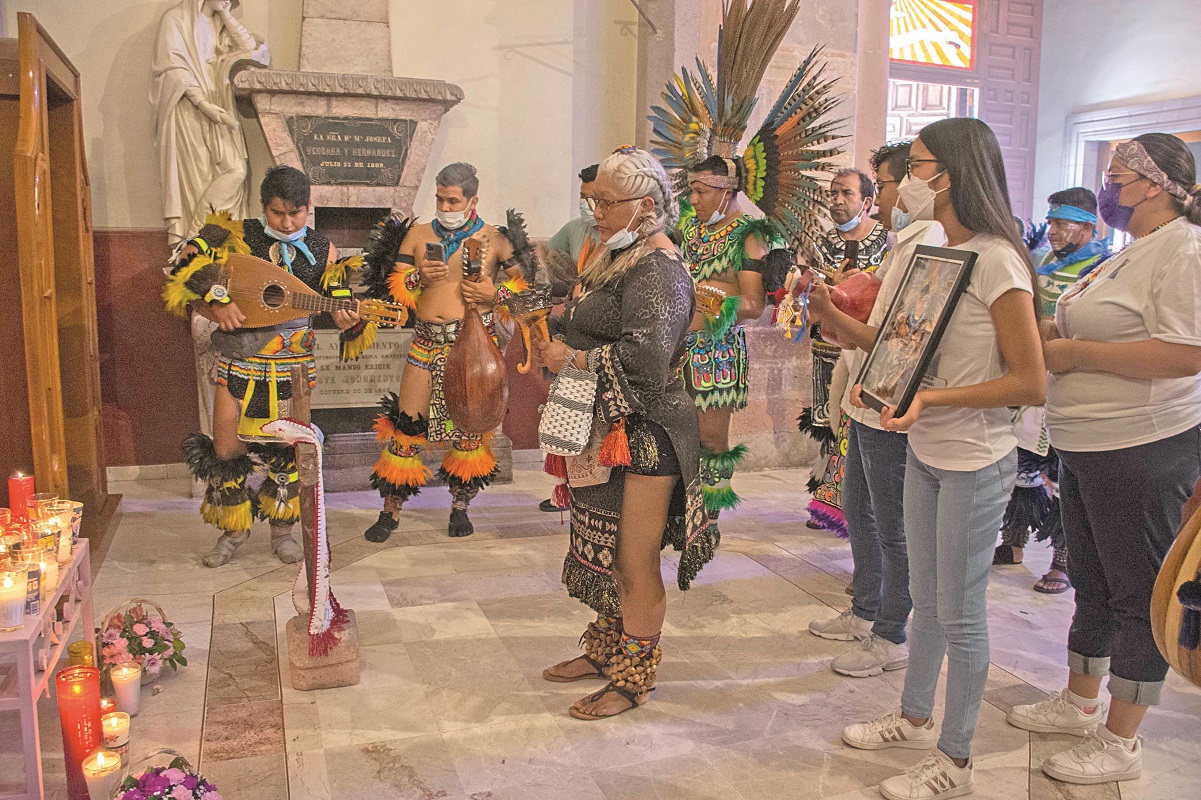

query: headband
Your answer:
[1046,204,1097,225]
[687,157,740,191]
[1114,140,1198,207]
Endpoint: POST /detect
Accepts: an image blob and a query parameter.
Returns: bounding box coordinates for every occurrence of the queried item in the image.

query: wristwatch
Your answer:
[205,284,231,305]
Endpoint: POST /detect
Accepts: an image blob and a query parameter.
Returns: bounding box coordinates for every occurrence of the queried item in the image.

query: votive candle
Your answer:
[100,711,130,759]
[56,666,103,800]
[68,640,96,667]
[50,501,74,563]
[69,500,84,544]
[81,749,122,800]
[99,696,117,714]
[8,472,34,522]
[0,570,24,630]
[23,555,40,616]
[40,556,59,596]
[110,663,142,716]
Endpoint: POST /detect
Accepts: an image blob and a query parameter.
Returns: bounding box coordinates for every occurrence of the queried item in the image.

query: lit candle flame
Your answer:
[96,752,106,768]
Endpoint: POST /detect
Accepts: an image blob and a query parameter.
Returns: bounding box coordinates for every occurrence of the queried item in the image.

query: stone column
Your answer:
[633,0,710,147]
[854,0,892,169]
[300,0,392,75]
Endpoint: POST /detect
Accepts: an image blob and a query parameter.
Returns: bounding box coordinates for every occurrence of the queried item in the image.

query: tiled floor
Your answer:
[14,467,1201,799]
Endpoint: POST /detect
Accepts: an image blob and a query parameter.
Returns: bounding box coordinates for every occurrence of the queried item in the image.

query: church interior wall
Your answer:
[1034,0,1201,211]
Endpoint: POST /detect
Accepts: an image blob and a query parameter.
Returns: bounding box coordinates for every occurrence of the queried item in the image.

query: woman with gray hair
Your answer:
[534,146,715,720]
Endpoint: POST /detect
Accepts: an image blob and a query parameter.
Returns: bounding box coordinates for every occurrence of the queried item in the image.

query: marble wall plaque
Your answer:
[287,116,417,186]
[311,328,408,409]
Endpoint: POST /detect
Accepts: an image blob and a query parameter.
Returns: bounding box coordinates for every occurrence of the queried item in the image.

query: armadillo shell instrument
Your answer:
[443,305,509,434]
[507,284,553,315]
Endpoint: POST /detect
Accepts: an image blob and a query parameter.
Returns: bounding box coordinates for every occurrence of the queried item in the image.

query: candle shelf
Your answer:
[0,539,95,799]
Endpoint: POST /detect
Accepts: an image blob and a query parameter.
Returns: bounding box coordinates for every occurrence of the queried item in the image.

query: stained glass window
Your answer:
[889,0,977,71]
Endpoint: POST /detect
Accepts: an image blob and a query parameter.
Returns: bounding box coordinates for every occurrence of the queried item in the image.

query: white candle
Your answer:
[110,663,141,716]
[82,749,122,800]
[101,710,130,759]
[0,572,24,631]
[40,558,59,596]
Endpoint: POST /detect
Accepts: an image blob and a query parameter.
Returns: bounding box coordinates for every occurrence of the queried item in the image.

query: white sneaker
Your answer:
[879,750,974,800]
[832,635,909,677]
[1006,689,1105,735]
[809,608,872,641]
[1042,726,1142,784]
[843,710,938,751]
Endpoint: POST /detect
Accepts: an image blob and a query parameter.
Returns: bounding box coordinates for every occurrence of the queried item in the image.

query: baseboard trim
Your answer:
[106,463,192,482]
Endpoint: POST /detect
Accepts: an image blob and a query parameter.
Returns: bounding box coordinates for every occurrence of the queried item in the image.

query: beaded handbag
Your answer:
[538,356,598,457]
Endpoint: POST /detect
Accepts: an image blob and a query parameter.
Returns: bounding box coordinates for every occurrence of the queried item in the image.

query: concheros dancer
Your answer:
[359,162,528,541]
[165,166,375,567]
[648,0,843,537]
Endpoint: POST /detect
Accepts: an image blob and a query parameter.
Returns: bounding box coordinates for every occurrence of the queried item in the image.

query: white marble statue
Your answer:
[151,0,269,246]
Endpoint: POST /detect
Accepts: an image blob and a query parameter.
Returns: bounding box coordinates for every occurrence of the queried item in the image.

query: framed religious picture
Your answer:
[855,245,978,416]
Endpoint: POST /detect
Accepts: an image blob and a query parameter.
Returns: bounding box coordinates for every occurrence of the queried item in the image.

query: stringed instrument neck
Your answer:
[288,292,355,316]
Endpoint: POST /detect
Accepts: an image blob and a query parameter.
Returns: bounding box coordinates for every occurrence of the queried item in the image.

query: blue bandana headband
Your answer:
[1046,204,1097,225]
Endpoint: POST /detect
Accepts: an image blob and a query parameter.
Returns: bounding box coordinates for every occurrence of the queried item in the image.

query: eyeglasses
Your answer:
[905,158,941,176]
[1102,171,1145,189]
[874,179,901,191]
[585,196,641,213]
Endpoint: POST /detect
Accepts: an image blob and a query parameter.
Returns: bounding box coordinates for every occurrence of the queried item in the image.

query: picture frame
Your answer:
[855,244,978,416]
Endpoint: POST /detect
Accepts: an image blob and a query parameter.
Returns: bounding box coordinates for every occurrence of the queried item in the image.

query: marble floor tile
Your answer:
[200,753,288,800]
[202,697,286,762]
[322,734,466,798]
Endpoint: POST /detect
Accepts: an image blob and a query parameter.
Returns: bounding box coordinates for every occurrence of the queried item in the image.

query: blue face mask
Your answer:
[259,215,315,268]
[834,198,869,233]
[890,205,912,232]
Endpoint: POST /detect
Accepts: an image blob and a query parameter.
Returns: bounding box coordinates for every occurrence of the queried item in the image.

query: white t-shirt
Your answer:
[1046,217,1201,452]
[843,221,948,431]
[903,234,1034,471]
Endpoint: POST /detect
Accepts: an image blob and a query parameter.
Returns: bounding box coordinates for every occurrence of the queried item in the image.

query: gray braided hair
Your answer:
[580,148,678,287]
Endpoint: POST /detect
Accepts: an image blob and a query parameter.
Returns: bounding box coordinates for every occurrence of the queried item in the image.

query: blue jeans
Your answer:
[844,420,912,644]
[900,447,1016,760]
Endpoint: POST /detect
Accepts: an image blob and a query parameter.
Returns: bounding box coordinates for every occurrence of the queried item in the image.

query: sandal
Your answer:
[568,645,661,720]
[1034,570,1071,594]
[993,544,1023,565]
[543,654,606,683]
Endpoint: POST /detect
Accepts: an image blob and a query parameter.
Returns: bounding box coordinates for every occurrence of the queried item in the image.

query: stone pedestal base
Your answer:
[286,610,361,691]
[732,323,820,471]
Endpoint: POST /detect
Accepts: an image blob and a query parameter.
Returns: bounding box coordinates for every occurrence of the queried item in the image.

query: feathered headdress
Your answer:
[648,0,845,261]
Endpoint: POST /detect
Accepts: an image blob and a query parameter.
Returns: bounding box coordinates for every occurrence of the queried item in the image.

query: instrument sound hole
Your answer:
[262,283,286,309]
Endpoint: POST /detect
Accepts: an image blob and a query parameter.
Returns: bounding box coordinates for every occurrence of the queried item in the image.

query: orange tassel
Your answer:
[552,482,572,509]
[544,453,568,479]
[598,419,631,467]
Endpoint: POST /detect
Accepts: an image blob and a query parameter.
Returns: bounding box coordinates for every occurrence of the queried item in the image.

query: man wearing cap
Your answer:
[994,187,1111,593]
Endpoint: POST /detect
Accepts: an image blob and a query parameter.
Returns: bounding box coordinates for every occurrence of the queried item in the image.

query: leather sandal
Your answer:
[993,544,1023,565]
[568,645,661,720]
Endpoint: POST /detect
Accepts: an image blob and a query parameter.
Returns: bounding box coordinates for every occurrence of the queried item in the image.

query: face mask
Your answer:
[1097,180,1147,232]
[890,205,912,232]
[436,209,470,230]
[834,198,869,233]
[896,171,946,223]
[579,199,596,227]
[260,216,306,243]
[604,209,642,251]
[704,191,730,226]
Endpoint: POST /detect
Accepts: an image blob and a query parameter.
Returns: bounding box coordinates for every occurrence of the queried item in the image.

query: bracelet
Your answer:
[564,347,579,371]
[404,268,421,291]
[204,285,231,305]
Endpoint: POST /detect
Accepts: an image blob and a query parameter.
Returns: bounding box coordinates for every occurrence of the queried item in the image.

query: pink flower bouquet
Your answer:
[116,758,220,800]
[97,601,186,683]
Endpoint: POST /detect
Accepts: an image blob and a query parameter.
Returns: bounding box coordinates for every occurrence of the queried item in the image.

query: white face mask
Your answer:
[704,191,730,226]
[896,171,946,223]
[436,209,470,230]
[579,198,596,227]
[604,208,643,251]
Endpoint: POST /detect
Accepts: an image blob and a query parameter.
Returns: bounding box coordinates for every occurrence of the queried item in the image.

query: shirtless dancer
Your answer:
[364,162,524,540]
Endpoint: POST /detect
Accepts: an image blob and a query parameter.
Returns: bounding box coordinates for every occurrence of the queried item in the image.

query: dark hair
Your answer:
[1047,187,1097,216]
[1131,132,1201,226]
[870,141,911,181]
[436,162,479,198]
[691,155,745,192]
[833,167,875,201]
[917,118,1035,311]
[260,165,310,209]
[579,164,599,184]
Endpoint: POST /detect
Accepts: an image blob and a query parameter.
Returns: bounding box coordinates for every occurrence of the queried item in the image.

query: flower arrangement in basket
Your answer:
[115,749,221,800]
[97,598,186,684]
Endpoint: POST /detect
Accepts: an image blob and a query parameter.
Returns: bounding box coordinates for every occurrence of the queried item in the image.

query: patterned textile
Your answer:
[684,326,748,412]
[555,249,716,615]
[814,224,889,272]
[404,315,495,443]
[807,412,849,537]
[217,328,317,438]
[680,213,785,283]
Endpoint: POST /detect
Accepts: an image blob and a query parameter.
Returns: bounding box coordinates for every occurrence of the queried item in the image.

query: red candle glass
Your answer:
[55,665,103,800]
[8,472,34,523]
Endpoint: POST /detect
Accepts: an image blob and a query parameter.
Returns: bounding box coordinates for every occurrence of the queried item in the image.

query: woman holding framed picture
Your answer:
[806,117,1046,799]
